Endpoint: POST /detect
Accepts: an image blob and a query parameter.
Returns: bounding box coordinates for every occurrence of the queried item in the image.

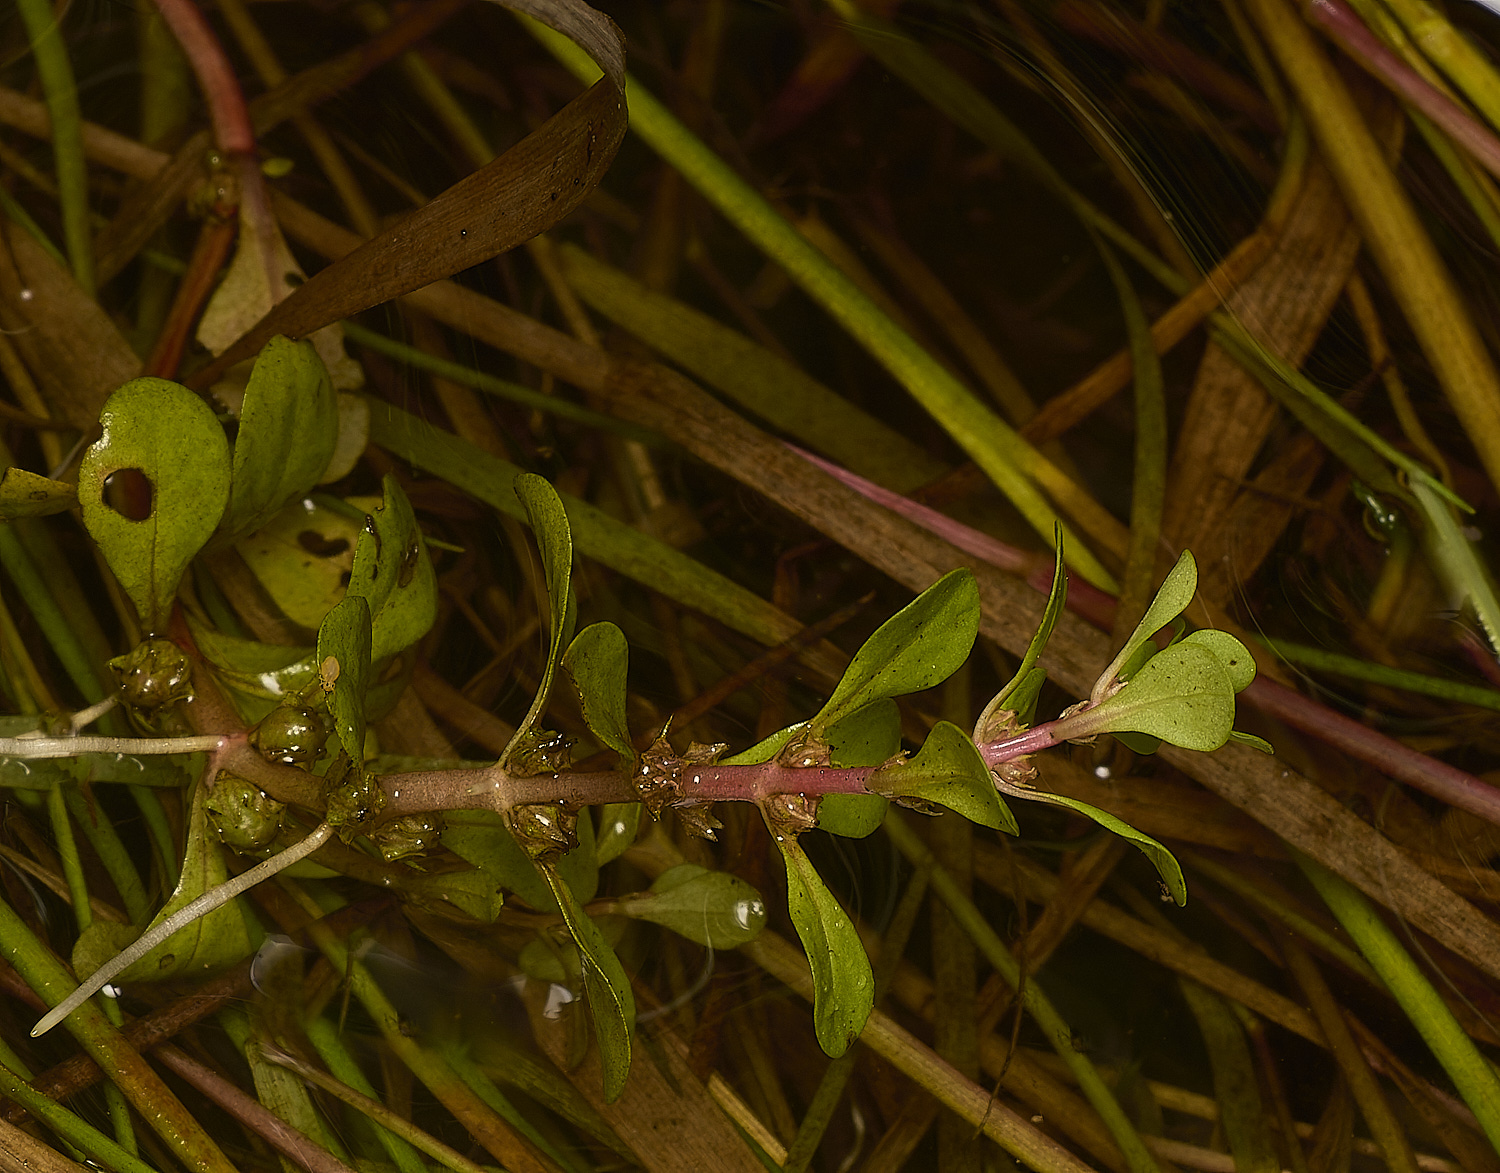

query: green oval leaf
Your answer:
[810,569,979,735]
[441,808,598,911]
[564,622,635,770]
[79,378,231,630]
[540,866,635,1102]
[870,720,1016,832]
[722,721,807,766]
[775,835,872,1057]
[220,336,337,541]
[1063,642,1237,752]
[316,594,372,764]
[1092,550,1197,705]
[1181,629,1256,693]
[817,794,889,838]
[0,467,75,520]
[616,864,767,948]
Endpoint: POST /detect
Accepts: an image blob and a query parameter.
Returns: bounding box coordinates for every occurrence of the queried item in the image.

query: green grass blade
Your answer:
[522,15,1121,591]
[1295,849,1500,1152]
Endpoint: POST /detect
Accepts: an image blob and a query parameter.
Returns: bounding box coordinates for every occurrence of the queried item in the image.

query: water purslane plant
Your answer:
[14,338,1258,1101]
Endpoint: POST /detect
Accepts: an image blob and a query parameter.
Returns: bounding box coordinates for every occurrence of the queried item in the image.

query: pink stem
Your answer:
[149,0,255,156]
[791,446,1500,829]
[1305,0,1500,183]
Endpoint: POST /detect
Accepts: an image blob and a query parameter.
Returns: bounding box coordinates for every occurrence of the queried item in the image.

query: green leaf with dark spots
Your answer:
[220,336,337,541]
[809,569,979,735]
[1060,641,1237,752]
[540,865,635,1102]
[871,720,1015,832]
[775,834,873,1057]
[316,594,372,765]
[1181,629,1256,692]
[0,467,75,520]
[78,378,231,630]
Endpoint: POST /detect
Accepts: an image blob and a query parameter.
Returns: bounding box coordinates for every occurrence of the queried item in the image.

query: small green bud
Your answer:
[206,772,286,853]
[253,703,328,765]
[109,639,192,712]
[370,813,442,863]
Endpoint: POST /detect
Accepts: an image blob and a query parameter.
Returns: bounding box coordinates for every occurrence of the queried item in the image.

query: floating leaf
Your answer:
[316,594,372,764]
[1060,641,1237,752]
[75,777,255,983]
[774,835,873,1057]
[871,720,1016,832]
[0,467,75,520]
[503,474,575,770]
[809,569,980,735]
[346,476,437,662]
[540,865,635,1102]
[78,378,231,630]
[1091,550,1197,705]
[977,527,1066,739]
[220,336,338,541]
[615,863,767,948]
[564,622,635,770]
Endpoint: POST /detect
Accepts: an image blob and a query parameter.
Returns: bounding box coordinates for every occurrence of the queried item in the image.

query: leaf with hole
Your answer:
[219,336,338,542]
[79,378,231,630]
[977,527,1066,741]
[0,467,75,520]
[345,476,436,662]
[615,864,767,948]
[316,594,372,765]
[503,474,575,771]
[810,568,980,736]
[564,622,635,771]
[871,720,1016,832]
[1091,550,1197,705]
[775,834,873,1057]
[1060,641,1238,752]
[540,864,635,1102]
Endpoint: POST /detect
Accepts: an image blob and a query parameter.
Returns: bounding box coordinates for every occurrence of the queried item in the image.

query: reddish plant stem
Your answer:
[797,448,1500,829]
[1305,0,1500,183]
[145,214,237,378]
[149,0,254,155]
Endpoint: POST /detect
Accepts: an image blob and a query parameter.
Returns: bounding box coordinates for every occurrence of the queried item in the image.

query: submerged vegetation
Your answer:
[0,0,1499,1170]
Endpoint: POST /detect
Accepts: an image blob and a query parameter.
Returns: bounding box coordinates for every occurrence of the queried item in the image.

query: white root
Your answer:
[32,822,335,1037]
